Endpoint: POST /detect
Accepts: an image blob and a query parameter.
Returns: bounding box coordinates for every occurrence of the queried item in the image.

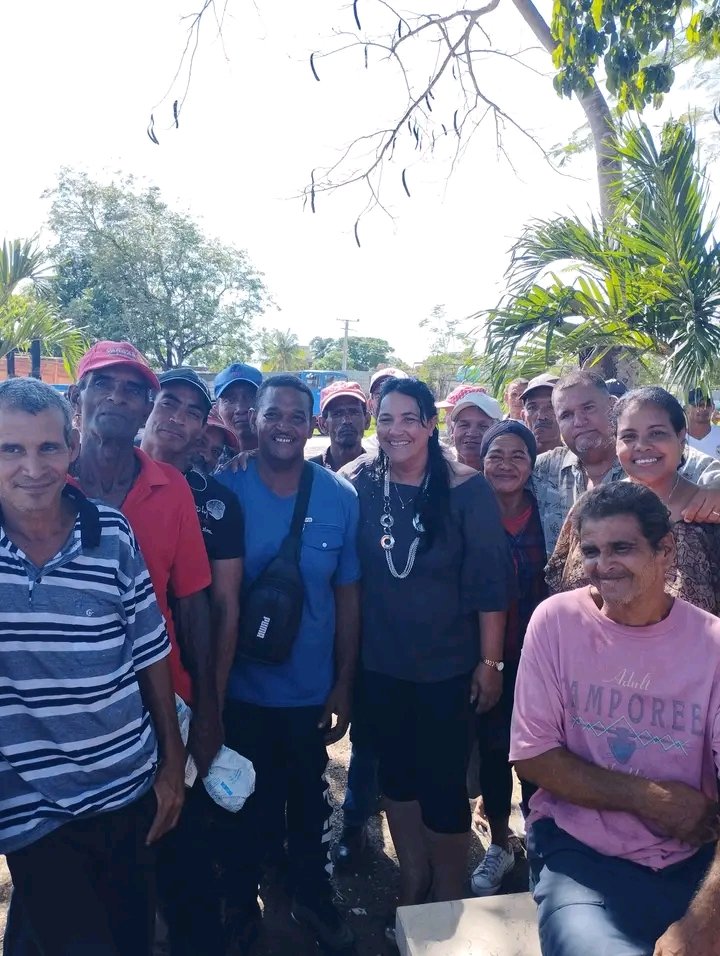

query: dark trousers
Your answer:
[5,791,156,956]
[529,819,715,956]
[476,664,535,820]
[222,700,333,912]
[156,782,227,956]
[341,682,380,829]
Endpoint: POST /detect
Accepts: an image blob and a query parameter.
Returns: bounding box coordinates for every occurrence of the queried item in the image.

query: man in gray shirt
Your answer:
[532,369,720,555]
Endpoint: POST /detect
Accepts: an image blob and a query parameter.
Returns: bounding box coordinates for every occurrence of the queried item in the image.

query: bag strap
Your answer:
[279,463,314,558]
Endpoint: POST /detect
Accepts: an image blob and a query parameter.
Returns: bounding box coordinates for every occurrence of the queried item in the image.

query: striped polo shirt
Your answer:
[0,485,170,854]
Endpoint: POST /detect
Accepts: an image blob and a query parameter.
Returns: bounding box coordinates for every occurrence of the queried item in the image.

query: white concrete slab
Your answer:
[396,892,541,956]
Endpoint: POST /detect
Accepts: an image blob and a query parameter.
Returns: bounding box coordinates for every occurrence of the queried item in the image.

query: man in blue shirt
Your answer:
[218,374,360,954]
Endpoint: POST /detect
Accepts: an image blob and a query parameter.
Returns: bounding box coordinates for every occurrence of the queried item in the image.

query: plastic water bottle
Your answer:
[174,695,255,813]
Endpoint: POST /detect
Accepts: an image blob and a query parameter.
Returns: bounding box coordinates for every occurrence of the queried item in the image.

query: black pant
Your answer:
[156,782,227,956]
[361,669,473,834]
[222,700,333,912]
[476,664,535,819]
[5,791,156,956]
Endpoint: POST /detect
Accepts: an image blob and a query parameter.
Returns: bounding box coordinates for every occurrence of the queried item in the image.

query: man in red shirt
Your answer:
[69,342,220,754]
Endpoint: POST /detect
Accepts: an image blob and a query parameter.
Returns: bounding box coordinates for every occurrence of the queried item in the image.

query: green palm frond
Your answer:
[480,119,720,392]
[0,238,52,307]
[0,295,87,374]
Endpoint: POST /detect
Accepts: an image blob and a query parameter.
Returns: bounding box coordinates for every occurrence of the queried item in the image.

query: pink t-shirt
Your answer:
[510,588,720,869]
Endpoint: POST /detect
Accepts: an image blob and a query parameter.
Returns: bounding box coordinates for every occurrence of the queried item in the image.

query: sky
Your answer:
[0,0,715,364]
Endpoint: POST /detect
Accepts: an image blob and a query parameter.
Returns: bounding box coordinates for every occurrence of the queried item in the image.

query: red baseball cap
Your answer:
[77,341,160,390]
[205,409,240,451]
[319,380,368,415]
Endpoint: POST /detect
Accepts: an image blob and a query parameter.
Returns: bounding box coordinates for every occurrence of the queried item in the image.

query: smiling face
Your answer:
[522,387,561,454]
[616,401,685,492]
[483,433,533,496]
[145,383,207,461]
[579,513,673,609]
[217,380,258,440]
[553,383,613,457]
[251,385,313,466]
[376,391,436,472]
[73,365,152,442]
[0,407,79,514]
[451,405,496,470]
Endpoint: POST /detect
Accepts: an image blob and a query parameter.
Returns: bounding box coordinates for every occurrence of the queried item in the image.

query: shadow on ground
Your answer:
[0,735,529,956]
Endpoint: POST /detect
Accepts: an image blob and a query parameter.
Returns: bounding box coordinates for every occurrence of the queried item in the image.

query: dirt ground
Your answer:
[0,734,529,956]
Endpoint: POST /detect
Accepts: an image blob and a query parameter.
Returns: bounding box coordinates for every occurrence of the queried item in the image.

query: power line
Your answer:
[337,318,359,371]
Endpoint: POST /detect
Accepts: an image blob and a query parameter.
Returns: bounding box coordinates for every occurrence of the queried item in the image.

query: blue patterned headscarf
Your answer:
[480,420,537,468]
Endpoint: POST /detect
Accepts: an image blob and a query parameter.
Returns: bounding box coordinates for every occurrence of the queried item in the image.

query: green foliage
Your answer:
[552,0,719,113]
[309,335,396,371]
[259,328,304,371]
[415,305,476,398]
[46,169,269,370]
[483,120,720,393]
[0,238,86,372]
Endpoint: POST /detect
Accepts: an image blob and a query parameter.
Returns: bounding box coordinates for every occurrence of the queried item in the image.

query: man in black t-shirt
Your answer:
[141,367,244,956]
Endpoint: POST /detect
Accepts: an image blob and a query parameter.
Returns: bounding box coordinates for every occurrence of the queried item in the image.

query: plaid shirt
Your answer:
[503,498,548,664]
[531,445,720,556]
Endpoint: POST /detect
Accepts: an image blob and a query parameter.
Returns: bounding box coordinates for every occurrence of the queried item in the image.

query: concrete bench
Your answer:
[396,892,541,956]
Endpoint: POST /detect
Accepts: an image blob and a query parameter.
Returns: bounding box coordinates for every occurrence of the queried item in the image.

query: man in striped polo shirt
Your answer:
[0,378,185,956]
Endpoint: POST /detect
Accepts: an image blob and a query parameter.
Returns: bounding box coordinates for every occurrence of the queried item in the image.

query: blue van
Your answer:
[297,370,349,417]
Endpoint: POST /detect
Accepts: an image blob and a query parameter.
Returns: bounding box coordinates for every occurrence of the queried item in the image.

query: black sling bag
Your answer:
[236,464,314,664]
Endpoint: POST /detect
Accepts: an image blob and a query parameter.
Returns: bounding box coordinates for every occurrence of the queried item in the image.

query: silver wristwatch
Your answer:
[482,658,505,672]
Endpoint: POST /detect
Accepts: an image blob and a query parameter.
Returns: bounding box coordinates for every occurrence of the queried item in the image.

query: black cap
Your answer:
[688,387,711,406]
[158,367,212,411]
[605,379,627,398]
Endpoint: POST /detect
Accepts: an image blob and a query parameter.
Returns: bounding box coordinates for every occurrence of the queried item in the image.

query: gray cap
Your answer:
[521,373,559,402]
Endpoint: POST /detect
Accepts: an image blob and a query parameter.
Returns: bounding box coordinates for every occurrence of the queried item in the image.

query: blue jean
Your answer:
[342,738,379,828]
[529,818,715,956]
[341,684,380,829]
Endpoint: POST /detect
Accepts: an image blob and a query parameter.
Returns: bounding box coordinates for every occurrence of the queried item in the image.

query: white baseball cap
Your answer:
[448,392,503,423]
[370,367,409,391]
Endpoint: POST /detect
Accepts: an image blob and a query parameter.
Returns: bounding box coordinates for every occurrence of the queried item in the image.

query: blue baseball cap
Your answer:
[214,363,263,399]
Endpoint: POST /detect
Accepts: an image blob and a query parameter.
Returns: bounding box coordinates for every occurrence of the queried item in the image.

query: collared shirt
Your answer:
[307,445,366,473]
[121,449,211,702]
[532,445,720,556]
[217,460,360,707]
[0,486,170,854]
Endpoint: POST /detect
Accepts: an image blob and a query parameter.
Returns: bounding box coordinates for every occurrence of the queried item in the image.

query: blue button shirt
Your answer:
[217,460,360,707]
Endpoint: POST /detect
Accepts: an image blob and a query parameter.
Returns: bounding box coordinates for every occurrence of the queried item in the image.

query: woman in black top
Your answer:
[344,379,514,920]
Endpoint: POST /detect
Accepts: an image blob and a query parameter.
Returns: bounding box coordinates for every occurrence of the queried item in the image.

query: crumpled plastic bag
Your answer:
[174,695,255,813]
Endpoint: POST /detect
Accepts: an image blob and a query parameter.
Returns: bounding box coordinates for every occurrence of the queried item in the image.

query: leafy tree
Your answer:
[309,336,336,363]
[311,335,395,370]
[483,121,720,392]
[259,328,304,371]
[0,238,86,372]
[415,305,475,399]
[46,169,268,369]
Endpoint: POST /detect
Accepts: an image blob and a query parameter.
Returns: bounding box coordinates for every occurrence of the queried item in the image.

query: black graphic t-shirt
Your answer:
[184,469,244,562]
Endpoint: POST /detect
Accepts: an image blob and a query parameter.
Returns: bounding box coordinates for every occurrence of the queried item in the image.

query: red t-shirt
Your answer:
[121,449,211,702]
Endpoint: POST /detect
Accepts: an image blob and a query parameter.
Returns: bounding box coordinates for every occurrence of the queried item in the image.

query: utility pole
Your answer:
[337,318,359,371]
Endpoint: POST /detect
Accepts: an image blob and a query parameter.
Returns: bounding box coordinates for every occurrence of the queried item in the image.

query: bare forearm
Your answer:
[688,842,720,924]
[175,591,217,707]
[516,747,661,817]
[209,558,242,702]
[212,594,239,702]
[137,659,185,763]
[480,609,506,660]
[334,582,360,686]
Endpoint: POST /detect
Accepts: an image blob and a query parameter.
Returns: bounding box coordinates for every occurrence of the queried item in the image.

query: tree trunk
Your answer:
[509,0,620,222]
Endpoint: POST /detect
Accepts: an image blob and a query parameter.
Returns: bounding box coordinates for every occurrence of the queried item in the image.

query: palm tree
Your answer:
[0,238,86,372]
[261,328,304,372]
[482,121,720,393]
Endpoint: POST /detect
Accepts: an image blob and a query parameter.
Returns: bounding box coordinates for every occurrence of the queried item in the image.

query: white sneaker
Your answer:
[470,844,515,896]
